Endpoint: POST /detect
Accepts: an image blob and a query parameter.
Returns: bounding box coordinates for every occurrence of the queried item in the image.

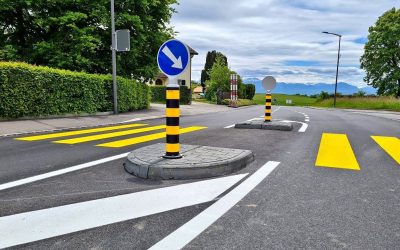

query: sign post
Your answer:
[230,74,238,108]
[157,39,190,159]
[262,76,277,122]
[110,0,131,114]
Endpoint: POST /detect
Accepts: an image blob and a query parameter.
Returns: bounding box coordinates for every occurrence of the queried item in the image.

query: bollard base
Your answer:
[124,143,254,180]
[162,154,183,159]
[235,119,293,131]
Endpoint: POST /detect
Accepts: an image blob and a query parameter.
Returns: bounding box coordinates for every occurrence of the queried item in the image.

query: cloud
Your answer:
[171,0,399,87]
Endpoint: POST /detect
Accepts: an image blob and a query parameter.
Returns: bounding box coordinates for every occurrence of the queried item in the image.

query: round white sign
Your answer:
[262,76,277,91]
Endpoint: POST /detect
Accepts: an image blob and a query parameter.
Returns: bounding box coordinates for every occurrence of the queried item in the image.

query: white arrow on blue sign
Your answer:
[157,39,190,77]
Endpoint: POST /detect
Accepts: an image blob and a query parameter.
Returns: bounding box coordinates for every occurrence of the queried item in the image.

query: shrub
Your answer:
[150,85,191,105]
[318,91,330,100]
[242,84,256,100]
[222,99,257,106]
[0,61,149,118]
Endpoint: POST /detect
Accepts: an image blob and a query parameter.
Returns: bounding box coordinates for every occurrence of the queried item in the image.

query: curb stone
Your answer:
[124,143,255,180]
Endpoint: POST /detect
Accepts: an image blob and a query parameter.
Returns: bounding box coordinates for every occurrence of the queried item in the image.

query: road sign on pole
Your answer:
[157,39,190,85]
[262,76,277,92]
[262,76,277,122]
[116,29,130,52]
[157,39,190,159]
[110,0,118,114]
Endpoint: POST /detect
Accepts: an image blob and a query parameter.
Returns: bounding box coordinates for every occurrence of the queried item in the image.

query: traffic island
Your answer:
[124,143,254,180]
[235,119,293,131]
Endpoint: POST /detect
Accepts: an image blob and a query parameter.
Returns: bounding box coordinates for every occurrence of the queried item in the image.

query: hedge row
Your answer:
[150,85,191,105]
[0,61,150,119]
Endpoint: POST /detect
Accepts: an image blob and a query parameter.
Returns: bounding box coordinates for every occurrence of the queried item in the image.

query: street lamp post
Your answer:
[322,31,342,108]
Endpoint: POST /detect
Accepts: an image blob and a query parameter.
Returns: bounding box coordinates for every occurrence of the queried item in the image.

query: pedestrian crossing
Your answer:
[316,133,399,170]
[15,124,207,148]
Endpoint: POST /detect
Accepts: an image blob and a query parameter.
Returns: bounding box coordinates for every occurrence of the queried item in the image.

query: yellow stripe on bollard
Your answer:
[166,126,180,135]
[166,90,180,100]
[166,108,180,117]
[166,143,180,153]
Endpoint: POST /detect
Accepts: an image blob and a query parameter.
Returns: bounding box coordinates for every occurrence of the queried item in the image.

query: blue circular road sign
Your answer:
[157,39,190,77]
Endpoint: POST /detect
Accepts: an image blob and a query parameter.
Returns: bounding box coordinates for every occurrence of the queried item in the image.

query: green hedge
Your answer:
[150,85,191,105]
[0,61,149,118]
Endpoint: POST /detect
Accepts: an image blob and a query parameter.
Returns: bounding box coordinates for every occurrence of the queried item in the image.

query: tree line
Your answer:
[0,0,177,81]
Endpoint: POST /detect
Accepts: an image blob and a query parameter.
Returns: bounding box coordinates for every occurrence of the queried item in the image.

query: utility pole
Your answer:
[111,0,118,114]
[322,31,342,108]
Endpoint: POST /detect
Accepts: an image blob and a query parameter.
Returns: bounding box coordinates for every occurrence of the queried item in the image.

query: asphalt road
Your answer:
[0,105,399,249]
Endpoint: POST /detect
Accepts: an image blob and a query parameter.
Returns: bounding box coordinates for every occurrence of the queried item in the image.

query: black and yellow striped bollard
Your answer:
[164,86,182,159]
[265,93,272,122]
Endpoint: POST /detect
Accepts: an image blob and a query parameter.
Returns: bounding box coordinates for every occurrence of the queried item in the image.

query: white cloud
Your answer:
[170,0,399,87]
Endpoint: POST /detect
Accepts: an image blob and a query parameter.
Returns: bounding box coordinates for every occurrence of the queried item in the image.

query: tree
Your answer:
[205,55,230,102]
[200,50,227,86]
[360,8,400,98]
[0,0,177,80]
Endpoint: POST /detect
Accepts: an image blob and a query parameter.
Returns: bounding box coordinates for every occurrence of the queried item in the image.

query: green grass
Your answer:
[254,93,318,106]
[254,93,400,112]
[314,97,400,111]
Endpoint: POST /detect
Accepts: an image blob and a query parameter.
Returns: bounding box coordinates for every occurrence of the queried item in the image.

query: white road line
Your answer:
[150,161,280,250]
[224,124,235,129]
[279,120,309,133]
[0,174,247,249]
[0,153,130,191]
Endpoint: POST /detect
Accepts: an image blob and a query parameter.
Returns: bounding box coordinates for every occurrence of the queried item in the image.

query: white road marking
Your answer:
[150,161,280,250]
[224,124,235,129]
[122,115,164,124]
[0,153,130,191]
[0,174,247,249]
[279,120,309,133]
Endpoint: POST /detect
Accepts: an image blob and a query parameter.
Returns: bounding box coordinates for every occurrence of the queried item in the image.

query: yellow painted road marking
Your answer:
[97,126,207,148]
[315,133,360,171]
[15,124,146,141]
[371,136,400,165]
[53,125,166,144]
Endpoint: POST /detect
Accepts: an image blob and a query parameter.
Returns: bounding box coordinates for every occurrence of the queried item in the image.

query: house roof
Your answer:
[156,72,168,79]
[193,86,203,93]
[188,46,198,56]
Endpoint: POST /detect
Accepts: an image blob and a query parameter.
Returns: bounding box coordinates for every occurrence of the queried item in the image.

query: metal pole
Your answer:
[111,0,118,114]
[334,35,341,108]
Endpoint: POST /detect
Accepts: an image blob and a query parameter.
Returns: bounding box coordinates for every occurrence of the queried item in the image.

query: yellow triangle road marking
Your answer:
[371,136,400,165]
[15,124,147,141]
[54,125,166,144]
[97,126,207,148]
[315,133,360,171]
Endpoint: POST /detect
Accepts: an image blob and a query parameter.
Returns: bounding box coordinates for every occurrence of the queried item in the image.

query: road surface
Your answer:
[0,105,399,249]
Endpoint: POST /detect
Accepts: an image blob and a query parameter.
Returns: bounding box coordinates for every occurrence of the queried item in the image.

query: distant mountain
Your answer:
[244,79,377,95]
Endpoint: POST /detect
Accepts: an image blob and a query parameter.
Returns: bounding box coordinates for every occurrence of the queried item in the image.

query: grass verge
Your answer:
[313,97,400,111]
[254,93,318,106]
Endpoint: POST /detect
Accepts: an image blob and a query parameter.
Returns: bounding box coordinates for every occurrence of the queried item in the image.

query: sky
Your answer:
[170,0,399,87]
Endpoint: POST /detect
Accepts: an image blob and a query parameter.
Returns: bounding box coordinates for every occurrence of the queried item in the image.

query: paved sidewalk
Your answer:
[0,102,233,136]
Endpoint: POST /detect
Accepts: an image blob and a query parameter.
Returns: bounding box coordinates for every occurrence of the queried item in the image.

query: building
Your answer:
[152,45,198,89]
